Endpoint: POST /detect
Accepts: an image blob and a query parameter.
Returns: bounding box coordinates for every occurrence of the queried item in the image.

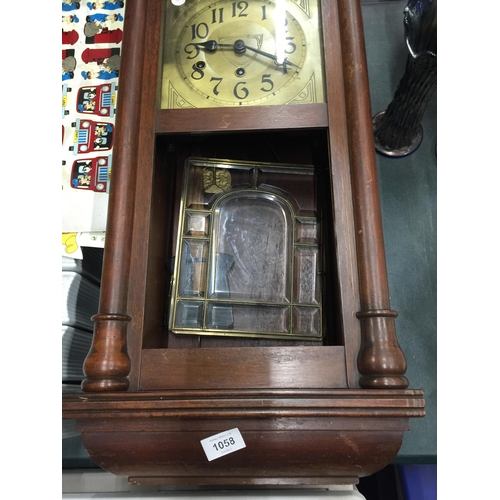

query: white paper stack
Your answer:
[62,247,103,285]
[62,326,93,381]
[62,271,100,331]
[62,251,102,444]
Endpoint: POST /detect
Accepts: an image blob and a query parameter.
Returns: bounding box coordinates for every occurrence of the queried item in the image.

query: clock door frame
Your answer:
[63,0,424,486]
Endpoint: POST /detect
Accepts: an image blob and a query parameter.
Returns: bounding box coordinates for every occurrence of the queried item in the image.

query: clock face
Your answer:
[161,0,325,108]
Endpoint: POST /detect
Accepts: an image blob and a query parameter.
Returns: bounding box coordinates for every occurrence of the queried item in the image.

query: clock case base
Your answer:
[64,389,424,487]
[62,0,425,487]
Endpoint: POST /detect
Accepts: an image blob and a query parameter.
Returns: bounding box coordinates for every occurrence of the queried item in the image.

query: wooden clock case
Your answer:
[62,0,425,487]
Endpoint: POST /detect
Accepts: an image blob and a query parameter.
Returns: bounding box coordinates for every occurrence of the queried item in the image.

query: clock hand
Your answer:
[191,40,221,51]
[233,40,301,70]
[191,39,301,70]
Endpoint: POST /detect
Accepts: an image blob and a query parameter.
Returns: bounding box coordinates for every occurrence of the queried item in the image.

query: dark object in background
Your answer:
[373,0,437,157]
[357,464,437,500]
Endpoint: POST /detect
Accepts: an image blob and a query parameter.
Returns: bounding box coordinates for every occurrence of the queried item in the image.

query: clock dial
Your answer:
[161,0,325,108]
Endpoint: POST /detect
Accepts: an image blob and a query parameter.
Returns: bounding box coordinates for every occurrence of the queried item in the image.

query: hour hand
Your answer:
[184,40,233,59]
[183,40,225,60]
[193,40,219,51]
[190,40,234,51]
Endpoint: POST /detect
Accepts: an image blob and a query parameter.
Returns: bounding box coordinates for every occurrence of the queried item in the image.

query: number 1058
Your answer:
[213,437,236,450]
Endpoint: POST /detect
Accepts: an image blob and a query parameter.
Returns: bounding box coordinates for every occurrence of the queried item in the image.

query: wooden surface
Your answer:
[336,0,408,389]
[64,389,423,485]
[65,0,427,485]
[140,346,347,390]
[320,0,362,389]
[64,389,425,419]
[83,426,405,485]
[156,104,328,134]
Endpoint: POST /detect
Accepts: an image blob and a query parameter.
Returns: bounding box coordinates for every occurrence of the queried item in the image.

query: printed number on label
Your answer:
[200,428,246,461]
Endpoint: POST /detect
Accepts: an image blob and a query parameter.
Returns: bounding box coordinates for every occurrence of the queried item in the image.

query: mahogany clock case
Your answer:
[62,0,425,487]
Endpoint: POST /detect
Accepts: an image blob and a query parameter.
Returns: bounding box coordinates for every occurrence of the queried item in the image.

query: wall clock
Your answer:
[63,0,425,488]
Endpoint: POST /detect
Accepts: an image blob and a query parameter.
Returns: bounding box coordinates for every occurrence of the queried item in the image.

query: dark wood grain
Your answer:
[81,427,405,485]
[320,0,363,387]
[336,0,408,388]
[139,346,347,390]
[124,0,166,389]
[156,104,328,134]
[65,389,422,485]
[74,415,413,433]
[64,389,425,419]
[81,0,150,392]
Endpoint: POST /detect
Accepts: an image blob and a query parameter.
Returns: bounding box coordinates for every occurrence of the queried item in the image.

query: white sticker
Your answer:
[200,428,246,461]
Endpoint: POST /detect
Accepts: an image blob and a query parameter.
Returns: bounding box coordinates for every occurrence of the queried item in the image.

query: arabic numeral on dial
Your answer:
[191,63,205,80]
[184,43,200,59]
[261,5,267,20]
[210,77,223,95]
[233,82,249,100]
[260,74,274,92]
[285,37,296,54]
[231,1,248,17]
[191,22,209,40]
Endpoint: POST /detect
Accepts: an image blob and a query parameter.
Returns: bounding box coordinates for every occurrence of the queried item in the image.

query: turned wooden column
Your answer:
[337,0,408,389]
[81,0,147,392]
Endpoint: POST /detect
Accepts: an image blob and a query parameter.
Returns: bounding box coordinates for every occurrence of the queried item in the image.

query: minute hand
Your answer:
[194,39,301,70]
[241,42,301,69]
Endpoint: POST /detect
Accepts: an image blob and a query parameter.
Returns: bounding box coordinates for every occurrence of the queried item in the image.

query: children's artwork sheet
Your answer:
[62,0,126,256]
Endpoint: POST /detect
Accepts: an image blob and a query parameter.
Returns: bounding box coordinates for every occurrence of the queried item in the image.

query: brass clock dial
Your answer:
[161,0,325,108]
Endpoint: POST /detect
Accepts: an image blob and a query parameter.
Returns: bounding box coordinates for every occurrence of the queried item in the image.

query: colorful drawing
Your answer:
[62,14,79,23]
[62,0,122,235]
[63,49,77,82]
[87,1,124,10]
[69,119,114,155]
[62,84,72,118]
[62,232,80,254]
[85,27,123,44]
[81,47,121,65]
[81,68,118,80]
[70,156,112,193]
[86,13,124,23]
[62,29,79,45]
[80,47,121,81]
[76,83,117,117]
[62,0,81,11]
[84,12,123,42]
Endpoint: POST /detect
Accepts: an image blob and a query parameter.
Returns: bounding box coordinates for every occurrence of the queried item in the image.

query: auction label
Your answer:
[200,428,246,461]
